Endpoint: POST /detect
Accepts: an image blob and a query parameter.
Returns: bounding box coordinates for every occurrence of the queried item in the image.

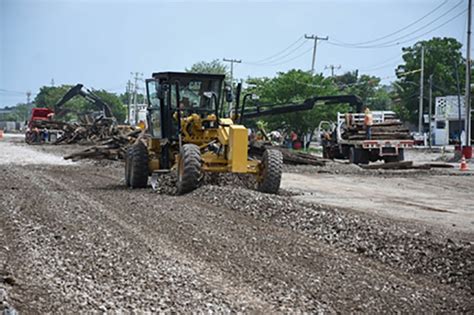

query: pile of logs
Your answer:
[343,120,412,141]
[29,119,73,132]
[64,129,142,161]
[54,117,119,145]
[249,141,326,166]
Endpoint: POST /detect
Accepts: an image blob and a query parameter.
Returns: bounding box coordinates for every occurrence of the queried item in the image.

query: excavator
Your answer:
[125,71,362,194]
[54,83,115,121]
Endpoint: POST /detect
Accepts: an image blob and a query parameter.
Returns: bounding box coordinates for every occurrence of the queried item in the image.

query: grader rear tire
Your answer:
[177,144,202,195]
[129,142,149,188]
[257,149,283,194]
[125,146,133,187]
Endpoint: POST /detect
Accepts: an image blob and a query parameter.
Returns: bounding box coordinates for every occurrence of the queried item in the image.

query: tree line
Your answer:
[3,37,467,137]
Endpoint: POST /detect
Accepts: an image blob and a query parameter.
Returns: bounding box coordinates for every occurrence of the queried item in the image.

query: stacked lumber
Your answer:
[249,141,326,166]
[64,129,142,161]
[343,120,412,141]
[29,119,75,132]
[54,117,119,145]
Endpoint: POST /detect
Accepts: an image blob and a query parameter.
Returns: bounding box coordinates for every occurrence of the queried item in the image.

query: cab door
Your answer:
[145,79,163,139]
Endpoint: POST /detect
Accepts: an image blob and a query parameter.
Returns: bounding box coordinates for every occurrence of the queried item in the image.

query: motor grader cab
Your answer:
[125,71,283,194]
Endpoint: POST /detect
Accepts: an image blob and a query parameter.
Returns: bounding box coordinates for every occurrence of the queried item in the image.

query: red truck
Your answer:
[25,108,62,144]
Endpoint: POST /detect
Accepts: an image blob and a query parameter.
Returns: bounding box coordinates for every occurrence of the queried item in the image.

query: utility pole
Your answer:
[418,45,425,133]
[305,34,328,74]
[428,74,433,148]
[131,72,143,126]
[126,80,133,124]
[325,64,341,77]
[454,59,463,145]
[222,58,241,86]
[50,78,55,87]
[465,0,472,148]
[26,91,31,104]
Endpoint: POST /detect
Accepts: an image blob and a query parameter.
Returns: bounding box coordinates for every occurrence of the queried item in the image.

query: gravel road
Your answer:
[0,137,473,312]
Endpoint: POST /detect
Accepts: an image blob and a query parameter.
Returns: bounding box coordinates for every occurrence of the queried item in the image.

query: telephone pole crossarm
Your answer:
[305,34,328,74]
[222,58,242,86]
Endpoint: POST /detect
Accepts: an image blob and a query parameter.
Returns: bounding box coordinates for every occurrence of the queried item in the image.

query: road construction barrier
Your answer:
[460,155,469,171]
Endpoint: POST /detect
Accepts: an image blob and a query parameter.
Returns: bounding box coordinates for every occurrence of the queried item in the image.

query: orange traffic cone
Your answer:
[460,155,469,171]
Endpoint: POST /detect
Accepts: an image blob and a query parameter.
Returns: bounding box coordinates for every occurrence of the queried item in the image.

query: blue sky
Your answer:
[0,0,467,107]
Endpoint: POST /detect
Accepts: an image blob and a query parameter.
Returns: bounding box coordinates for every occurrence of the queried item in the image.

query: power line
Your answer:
[247,36,304,64]
[359,1,464,48]
[246,46,313,67]
[329,7,466,49]
[0,88,25,95]
[359,59,401,72]
[244,40,309,65]
[332,0,449,46]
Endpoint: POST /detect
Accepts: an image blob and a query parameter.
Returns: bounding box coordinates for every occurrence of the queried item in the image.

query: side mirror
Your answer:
[156,84,168,99]
[225,86,233,103]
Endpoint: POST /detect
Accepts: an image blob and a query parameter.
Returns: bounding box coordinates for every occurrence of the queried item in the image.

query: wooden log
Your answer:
[425,162,454,168]
[360,161,413,170]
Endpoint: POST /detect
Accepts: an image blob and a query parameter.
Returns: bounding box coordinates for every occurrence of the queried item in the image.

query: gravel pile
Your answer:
[190,185,474,291]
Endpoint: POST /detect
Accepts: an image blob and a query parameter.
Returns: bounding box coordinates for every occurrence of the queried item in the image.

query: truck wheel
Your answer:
[398,149,405,161]
[384,149,404,163]
[129,142,149,188]
[322,146,329,159]
[177,144,202,194]
[349,147,368,165]
[25,131,32,144]
[257,149,283,194]
[125,147,133,187]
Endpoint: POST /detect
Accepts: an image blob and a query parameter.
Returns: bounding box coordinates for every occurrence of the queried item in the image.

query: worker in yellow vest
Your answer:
[364,107,373,140]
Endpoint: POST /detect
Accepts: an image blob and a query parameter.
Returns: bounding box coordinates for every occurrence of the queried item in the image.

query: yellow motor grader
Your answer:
[125,72,283,194]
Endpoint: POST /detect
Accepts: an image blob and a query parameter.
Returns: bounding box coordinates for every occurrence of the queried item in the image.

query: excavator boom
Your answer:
[54,84,114,118]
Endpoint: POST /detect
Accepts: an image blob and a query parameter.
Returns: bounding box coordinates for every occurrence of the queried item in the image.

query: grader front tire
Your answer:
[257,149,283,194]
[129,142,149,188]
[177,144,202,195]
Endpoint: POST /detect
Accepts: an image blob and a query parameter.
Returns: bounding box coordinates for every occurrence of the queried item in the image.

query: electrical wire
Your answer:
[329,7,466,49]
[246,36,305,64]
[244,40,310,65]
[332,0,449,46]
[244,46,314,67]
[0,88,25,95]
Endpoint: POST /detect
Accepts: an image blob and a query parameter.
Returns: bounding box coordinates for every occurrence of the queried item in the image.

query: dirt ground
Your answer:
[0,134,473,313]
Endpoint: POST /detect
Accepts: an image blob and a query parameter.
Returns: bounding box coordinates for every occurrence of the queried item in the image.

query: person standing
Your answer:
[364,107,373,140]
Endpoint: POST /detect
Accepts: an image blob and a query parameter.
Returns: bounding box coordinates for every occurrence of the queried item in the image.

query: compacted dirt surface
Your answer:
[0,135,473,313]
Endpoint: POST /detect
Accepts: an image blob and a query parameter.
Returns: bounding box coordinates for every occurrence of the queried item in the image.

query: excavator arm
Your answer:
[54,84,114,119]
[239,94,363,121]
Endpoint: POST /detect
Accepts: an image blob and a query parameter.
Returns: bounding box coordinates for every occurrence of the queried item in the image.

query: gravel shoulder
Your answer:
[0,138,473,312]
[281,171,474,235]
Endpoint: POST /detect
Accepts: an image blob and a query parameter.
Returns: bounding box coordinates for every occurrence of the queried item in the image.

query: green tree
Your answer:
[244,70,347,140]
[394,37,465,124]
[333,70,388,109]
[34,85,87,119]
[186,59,229,76]
[92,90,127,123]
[34,85,126,122]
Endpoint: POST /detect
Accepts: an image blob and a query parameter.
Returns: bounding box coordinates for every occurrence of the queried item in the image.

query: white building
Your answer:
[432,95,465,146]
[128,103,147,126]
